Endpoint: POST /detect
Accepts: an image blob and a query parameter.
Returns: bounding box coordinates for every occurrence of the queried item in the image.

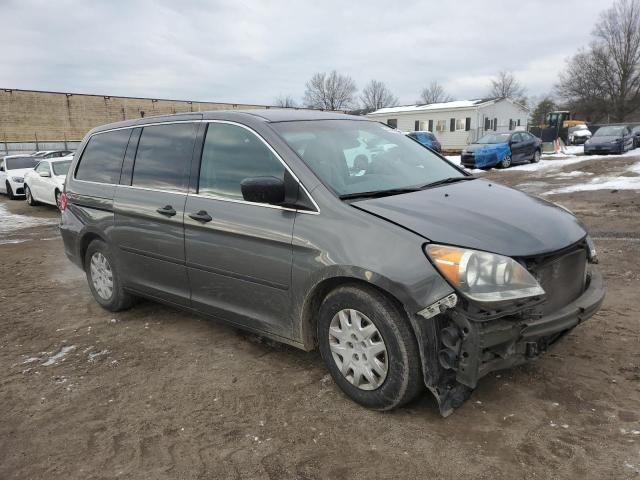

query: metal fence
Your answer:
[1,140,81,156]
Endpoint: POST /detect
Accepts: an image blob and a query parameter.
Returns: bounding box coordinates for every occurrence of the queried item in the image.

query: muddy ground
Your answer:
[1,155,639,479]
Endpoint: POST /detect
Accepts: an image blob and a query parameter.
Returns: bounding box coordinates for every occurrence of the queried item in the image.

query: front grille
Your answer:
[533,249,587,315]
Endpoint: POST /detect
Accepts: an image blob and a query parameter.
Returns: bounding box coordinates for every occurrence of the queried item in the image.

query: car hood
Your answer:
[6,168,34,177]
[352,179,587,257]
[589,135,621,144]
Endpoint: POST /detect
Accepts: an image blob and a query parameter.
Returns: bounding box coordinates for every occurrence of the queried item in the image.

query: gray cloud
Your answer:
[0,0,616,105]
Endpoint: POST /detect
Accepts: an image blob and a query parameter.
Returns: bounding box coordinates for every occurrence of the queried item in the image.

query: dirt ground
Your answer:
[1,156,639,479]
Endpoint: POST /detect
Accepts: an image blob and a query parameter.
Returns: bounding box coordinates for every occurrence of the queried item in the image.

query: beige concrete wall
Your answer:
[0,89,269,142]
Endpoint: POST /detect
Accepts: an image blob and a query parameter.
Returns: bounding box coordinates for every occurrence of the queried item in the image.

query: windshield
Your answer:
[594,126,623,136]
[272,120,464,197]
[569,126,589,133]
[6,157,38,170]
[476,133,511,144]
[52,160,72,176]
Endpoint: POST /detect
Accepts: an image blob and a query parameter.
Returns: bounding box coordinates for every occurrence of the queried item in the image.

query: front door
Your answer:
[509,132,527,163]
[32,161,51,202]
[113,122,198,307]
[184,122,296,338]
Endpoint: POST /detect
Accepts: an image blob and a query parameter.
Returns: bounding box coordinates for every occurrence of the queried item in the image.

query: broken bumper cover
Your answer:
[418,269,605,416]
[455,269,605,389]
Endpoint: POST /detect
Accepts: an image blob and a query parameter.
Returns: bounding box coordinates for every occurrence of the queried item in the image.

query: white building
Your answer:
[366,98,530,151]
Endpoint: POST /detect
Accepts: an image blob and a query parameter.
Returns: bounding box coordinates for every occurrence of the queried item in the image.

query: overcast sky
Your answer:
[0,0,618,106]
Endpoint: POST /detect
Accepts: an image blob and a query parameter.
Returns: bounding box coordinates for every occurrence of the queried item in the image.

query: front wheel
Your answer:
[6,182,16,200]
[317,284,423,410]
[84,240,135,312]
[25,185,38,206]
[499,155,512,168]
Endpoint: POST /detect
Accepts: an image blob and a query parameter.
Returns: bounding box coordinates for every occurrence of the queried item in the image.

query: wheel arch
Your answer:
[298,270,418,351]
[78,231,107,269]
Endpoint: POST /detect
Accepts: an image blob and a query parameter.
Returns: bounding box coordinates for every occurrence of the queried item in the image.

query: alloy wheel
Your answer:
[90,252,114,300]
[328,309,388,390]
[501,155,512,168]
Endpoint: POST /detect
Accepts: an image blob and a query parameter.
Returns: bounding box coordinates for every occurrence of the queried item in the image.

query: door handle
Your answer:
[156,205,177,217]
[188,210,213,223]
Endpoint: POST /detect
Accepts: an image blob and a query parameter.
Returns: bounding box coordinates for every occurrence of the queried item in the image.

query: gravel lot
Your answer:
[1,155,639,479]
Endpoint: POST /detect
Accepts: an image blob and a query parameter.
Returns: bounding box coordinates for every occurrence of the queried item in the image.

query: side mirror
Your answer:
[240,176,285,205]
[39,170,51,178]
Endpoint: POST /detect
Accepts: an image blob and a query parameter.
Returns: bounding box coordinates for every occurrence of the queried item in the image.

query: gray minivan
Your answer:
[60,110,604,416]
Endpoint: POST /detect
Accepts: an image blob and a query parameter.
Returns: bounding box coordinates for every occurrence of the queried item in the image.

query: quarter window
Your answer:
[131,123,197,191]
[75,129,132,184]
[198,123,285,201]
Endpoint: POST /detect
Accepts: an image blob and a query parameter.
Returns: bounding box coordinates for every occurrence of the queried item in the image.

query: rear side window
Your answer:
[131,123,196,192]
[75,129,132,184]
[198,123,284,200]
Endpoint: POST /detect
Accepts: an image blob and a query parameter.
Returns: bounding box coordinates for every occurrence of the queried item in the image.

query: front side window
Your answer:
[52,160,72,176]
[198,123,285,200]
[75,129,132,184]
[132,123,197,191]
[273,120,464,197]
[36,161,50,173]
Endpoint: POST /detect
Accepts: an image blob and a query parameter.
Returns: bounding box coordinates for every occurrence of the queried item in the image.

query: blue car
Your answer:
[406,131,442,153]
[461,131,542,169]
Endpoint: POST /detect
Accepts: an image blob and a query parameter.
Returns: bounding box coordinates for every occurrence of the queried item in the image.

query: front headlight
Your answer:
[425,244,545,302]
[11,176,24,183]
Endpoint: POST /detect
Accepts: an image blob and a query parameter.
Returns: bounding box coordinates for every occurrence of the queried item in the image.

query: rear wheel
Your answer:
[317,284,423,410]
[25,185,38,206]
[531,150,541,163]
[84,240,135,312]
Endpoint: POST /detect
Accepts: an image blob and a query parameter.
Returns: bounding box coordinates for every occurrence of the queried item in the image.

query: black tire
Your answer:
[498,155,512,169]
[25,185,38,206]
[84,239,135,312]
[317,284,423,410]
[531,149,541,163]
[6,182,16,200]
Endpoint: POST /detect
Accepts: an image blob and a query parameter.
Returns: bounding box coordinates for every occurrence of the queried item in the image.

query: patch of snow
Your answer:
[551,171,593,178]
[88,349,110,362]
[0,204,58,234]
[42,345,76,366]
[370,99,491,115]
[545,160,640,194]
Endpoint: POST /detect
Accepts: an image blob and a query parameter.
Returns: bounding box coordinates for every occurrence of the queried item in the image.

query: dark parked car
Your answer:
[630,125,640,148]
[461,131,542,169]
[60,110,604,416]
[584,126,633,155]
[406,131,442,152]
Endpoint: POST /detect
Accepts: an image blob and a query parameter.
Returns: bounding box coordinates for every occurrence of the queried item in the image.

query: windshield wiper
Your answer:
[339,177,475,200]
[339,187,422,200]
[418,176,475,189]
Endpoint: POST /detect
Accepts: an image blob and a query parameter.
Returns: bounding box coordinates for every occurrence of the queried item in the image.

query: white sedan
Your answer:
[24,156,72,209]
[0,155,40,199]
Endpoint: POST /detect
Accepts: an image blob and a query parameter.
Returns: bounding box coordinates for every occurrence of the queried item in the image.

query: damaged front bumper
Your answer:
[417,269,605,417]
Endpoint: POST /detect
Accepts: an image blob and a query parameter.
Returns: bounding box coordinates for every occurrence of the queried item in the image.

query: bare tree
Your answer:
[303,71,357,110]
[274,94,297,108]
[489,71,527,103]
[360,80,398,112]
[419,81,452,104]
[558,0,640,122]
